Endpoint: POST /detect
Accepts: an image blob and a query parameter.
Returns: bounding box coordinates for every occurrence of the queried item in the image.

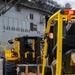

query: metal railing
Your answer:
[0,0,21,15]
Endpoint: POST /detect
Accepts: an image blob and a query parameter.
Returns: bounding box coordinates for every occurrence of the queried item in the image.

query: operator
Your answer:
[63,22,75,54]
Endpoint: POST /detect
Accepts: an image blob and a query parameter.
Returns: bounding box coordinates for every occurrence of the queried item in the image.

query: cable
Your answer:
[52,43,57,56]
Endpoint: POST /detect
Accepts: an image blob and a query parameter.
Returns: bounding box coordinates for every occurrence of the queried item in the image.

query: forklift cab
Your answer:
[42,9,75,75]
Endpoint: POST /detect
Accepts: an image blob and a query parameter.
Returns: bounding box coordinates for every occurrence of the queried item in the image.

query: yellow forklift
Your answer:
[42,9,75,75]
[3,36,42,75]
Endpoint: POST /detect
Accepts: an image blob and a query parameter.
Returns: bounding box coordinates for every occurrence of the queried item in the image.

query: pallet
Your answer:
[17,64,42,75]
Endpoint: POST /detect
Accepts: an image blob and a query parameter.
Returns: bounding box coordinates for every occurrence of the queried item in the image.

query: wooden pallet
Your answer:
[20,66,41,75]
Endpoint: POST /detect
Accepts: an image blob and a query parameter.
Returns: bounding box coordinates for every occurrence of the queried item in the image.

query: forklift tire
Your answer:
[5,61,17,75]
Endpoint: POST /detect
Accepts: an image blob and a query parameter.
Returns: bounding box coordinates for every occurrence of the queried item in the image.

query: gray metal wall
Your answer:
[0,59,3,75]
[0,6,45,43]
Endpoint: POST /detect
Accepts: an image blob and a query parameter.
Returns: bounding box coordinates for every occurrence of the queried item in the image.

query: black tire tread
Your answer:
[5,61,17,75]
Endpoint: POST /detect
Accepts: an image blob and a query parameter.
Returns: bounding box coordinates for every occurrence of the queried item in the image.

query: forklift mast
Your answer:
[15,37,41,64]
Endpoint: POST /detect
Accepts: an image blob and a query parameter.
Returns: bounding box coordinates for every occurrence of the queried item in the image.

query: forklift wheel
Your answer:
[5,61,17,75]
